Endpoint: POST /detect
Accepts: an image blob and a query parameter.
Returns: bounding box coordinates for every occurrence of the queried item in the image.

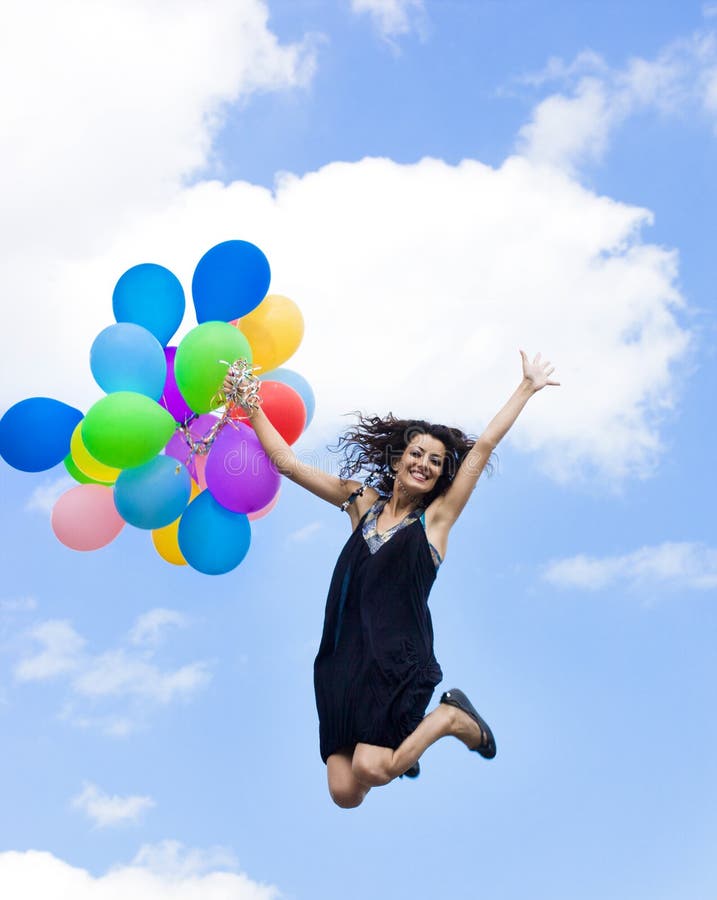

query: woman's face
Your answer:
[394,434,447,496]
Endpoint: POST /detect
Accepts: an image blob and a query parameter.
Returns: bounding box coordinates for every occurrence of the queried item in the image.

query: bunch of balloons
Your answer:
[0,241,315,575]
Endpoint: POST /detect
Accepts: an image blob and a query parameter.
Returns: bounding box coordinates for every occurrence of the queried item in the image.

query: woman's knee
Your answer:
[329,783,366,808]
[351,755,392,787]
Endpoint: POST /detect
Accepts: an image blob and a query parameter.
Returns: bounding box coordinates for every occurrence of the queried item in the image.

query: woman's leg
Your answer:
[352,702,484,787]
[326,750,371,808]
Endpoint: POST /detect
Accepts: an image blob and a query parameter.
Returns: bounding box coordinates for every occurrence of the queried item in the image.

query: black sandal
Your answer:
[440,688,496,759]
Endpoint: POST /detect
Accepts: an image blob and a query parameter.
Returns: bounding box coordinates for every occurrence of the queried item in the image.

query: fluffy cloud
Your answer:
[0,846,279,900]
[129,609,190,647]
[73,651,209,704]
[543,542,717,591]
[0,0,314,410]
[0,2,698,486]
[24,477,75,515]
[350,0,426,39]
[517,33,717,171]
[13,611,209,733]
[71,782,155,828]
[49,153,688,483]
[1,0,314,254]
[14,620,86,681]
[0,596,37,614]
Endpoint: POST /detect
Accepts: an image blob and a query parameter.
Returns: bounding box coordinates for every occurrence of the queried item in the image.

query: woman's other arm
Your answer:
[429,351,559,531]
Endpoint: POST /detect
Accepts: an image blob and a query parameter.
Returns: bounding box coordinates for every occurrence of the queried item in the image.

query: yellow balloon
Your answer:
[152,516,187,566]
[238,294,304,374]
[70,422,121,484]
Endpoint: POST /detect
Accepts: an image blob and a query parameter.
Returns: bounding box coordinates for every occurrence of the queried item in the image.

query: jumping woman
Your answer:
[227,350,558,808]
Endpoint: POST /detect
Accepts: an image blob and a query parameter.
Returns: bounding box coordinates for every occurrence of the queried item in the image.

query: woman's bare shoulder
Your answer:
[346,486,380,530]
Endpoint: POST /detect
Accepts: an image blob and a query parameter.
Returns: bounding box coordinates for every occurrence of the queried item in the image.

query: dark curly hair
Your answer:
[333,412,493,506]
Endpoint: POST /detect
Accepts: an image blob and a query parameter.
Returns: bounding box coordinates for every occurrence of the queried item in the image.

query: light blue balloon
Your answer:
[114,455,191,529]
[90,323,167,399]
[261,368,315,428]
[178,490,251,575]
[113,263,185,347]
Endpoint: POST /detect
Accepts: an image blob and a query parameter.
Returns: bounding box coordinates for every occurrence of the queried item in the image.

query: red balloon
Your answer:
[256,381,306,445]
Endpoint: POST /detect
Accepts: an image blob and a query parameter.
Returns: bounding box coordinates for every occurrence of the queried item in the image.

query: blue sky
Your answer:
[1,1,716,898]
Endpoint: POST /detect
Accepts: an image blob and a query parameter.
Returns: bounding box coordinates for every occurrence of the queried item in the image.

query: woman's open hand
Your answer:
[520,350,560,391]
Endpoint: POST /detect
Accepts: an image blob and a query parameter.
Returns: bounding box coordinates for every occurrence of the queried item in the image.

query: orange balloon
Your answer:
[235,294,303,374]
[152,516,187,566]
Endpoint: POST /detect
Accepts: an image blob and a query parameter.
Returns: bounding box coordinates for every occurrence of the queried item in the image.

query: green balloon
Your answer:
[175,321,252,414]
[63,453,111,486]
[82,392,176,469]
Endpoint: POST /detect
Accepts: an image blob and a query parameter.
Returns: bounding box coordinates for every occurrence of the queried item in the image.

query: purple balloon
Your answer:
[205,422,280,514]
[159,346,194,423]
[164,413,217,481]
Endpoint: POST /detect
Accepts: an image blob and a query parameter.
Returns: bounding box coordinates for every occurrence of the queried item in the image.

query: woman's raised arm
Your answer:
[429,351,559,530]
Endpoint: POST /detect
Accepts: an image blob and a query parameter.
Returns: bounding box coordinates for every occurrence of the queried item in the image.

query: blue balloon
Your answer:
[90,323,167,399]
[261,367,315,428]
[113,263,185,347]
[114,455,191,529]
[178,490,251,575]
[192,240,271,324]
[0,397,82,472]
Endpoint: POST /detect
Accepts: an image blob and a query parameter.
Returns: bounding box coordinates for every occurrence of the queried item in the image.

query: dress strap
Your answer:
[419,509,442,568]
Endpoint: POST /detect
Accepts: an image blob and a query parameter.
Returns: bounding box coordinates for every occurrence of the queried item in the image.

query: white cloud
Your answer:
[517,34,717,172]
[515,50,608,88]
[71,782,154,828]
[14,612,210,730]
[0,5,699,487]
[131,841,239,879]
[0,847,279,900]
[351,0,426,39]
[14,620,85,681]
[0,596,37,614]
[517,77,613,173]
[543,542,717,591]
[4,155,691,485]
[0,0,315,411]
[129,609,189,647]
[73,651,209,704]
[61,153,687,484]
[288,522,323,543]
[24,477,74,514]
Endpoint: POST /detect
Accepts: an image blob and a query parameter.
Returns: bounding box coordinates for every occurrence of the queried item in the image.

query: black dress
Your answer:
[313,500,443,762]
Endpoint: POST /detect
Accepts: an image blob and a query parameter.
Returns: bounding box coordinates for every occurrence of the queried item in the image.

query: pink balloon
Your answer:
[193,453,208,490]
[51,484,125,551]
[205,422,280,514]
[248,487,280,521]
[159,346,194,423]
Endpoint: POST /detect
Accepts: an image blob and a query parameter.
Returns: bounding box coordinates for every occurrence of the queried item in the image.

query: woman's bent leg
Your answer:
[327,750,371,808]
[352,702,483,787]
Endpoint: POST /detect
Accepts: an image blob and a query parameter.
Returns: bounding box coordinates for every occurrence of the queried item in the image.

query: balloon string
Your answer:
[175,358,261,473]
